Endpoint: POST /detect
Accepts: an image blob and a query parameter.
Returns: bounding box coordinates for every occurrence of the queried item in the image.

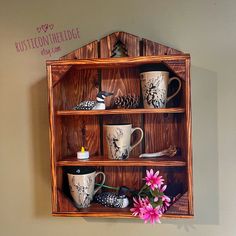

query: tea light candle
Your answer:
[77,147,89,159]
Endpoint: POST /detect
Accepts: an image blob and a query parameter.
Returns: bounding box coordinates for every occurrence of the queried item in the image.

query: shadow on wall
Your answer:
[30,77,51,218]
[29,65,219,228]
[190,65,219,225]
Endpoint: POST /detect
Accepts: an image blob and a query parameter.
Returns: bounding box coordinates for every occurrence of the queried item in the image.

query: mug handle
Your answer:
[167,77,182,102]
[93,172,106,196]
[130,127,144,151]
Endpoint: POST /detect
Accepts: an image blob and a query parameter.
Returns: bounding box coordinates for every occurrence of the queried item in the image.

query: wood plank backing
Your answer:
[57,41,101,210]
[100,32,143,191]
[142,38,182,56]
[59,67,98,110]
[100,32,140,58]
[163,59,186,81]
[51,65,72,87]
[61,116,100,157]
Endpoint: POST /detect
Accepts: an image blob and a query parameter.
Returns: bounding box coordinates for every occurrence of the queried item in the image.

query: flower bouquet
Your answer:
[130,169,171,224]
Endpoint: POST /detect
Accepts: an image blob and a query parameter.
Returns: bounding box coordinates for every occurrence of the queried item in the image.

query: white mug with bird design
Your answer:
[104,124,143,160]
[67,167,105,208]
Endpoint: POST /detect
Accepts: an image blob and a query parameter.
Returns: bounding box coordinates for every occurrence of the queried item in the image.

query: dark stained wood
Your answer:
[185,58,193,215]
[56,107,185,116]
[162,59,186,81]
[166,192,190,215]
[55,190,193,219]
[51,65,72,87]
[57,187,78,212]
[100,32,143,192]
[47,65,58,212]
[144,114,181,152]
[142,38,183,55]
[47,31,193,219]
[57,156,186,167]
[100,31,140,58]
[61,116,100,157]
[142,37,192,217]
[47,54,190,67]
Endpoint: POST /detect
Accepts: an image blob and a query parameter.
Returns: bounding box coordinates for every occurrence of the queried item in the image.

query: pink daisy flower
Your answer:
[141,204,162,224]
[145,169,164,190]
[130,197,149,217]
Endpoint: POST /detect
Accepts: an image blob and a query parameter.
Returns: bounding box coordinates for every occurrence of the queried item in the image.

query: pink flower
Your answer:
[145,169,164,190]
[130,197,149,217]
[160,195,171,213]
[141,204,162,224]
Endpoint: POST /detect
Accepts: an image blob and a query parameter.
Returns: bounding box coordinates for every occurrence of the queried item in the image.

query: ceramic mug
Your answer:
[140,71,181,108]
[104,124,143,159]
[67,167,105,208]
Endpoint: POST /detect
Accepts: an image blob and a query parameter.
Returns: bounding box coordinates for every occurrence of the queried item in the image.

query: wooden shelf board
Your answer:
[57,108,185,116]
[57,156,186,167]
[47,54,190,68]
[55,190,192,218]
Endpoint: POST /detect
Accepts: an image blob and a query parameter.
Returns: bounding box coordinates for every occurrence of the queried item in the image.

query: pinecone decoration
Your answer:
[113,95,140,109]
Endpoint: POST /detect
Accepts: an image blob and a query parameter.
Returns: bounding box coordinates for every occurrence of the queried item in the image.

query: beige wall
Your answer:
[1,0,235,235]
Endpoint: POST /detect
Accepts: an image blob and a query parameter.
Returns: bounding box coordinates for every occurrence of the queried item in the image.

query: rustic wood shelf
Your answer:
[56,108,185,116]
[47,31,193,219]
[47,54,190,68]
[57,156,187,167]
[55,189,192,218]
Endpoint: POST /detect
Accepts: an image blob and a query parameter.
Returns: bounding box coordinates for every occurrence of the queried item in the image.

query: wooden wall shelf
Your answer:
[57,156,187,167]
[56,108,185,116]
[47,31,193,219]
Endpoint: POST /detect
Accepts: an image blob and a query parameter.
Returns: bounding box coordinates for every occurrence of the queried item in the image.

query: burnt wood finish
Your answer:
[47,31,193,219]
[142,37,193,216]
[100,32,143,191]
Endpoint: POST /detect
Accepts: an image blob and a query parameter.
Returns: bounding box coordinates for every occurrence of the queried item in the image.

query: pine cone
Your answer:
[113,95,140,109]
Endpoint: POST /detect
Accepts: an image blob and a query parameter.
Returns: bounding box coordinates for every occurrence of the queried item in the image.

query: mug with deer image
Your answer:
[140,71,181,108]
[67,167,106,208]
[104,124,144,159]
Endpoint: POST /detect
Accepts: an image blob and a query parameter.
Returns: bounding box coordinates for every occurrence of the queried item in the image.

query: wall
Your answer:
[0,0,235,235]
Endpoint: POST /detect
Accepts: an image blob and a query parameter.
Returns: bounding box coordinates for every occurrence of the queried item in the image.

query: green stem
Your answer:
[138,184,147,195]
[95,183,119,190]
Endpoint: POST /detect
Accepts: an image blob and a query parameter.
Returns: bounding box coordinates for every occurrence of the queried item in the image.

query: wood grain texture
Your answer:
[185,58,194,215]
[163,59,186,81]
[47,31,193,218]
[100,32,143,192]
[47,65,58,212]
[56,107,185,115]
[100,31,140,58]
[61,116,100,157]
[165,192,189,215]
[142,37,191,216]
[142,38,183,55]
[47,54,190,67]
[57,156,186,167]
